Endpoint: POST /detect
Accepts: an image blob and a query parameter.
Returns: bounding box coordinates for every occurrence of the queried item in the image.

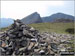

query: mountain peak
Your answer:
[33,12,38,14]
[21,12,42,24]
[30,12,39,16]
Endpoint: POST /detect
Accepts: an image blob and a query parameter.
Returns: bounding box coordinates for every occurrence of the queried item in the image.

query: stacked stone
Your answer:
[0,19,54,55]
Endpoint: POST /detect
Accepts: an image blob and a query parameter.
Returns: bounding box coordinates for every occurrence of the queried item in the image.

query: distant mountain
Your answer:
[21,12,75,24]
[0,18,14,28]
[42,13,75,22]
[1,12,74,28]
[21,12,42,24]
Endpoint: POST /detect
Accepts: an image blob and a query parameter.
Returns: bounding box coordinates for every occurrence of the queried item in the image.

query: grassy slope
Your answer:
[28,22,74,34]
[0,27,9,32]
[0,22,74,34]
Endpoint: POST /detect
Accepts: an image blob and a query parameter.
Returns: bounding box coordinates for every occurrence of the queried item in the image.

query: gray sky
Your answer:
[1,1,74,19]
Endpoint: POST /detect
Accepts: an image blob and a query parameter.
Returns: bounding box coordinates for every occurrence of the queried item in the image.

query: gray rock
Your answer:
[0,19,73,55]
[23,29,28,35]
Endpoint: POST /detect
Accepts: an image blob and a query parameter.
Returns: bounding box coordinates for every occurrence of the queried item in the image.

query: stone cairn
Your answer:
[0,20,56,55]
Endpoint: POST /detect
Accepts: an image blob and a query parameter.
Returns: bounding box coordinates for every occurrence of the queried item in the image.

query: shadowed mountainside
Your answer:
[21,12,42,24]
[41,13,75,22]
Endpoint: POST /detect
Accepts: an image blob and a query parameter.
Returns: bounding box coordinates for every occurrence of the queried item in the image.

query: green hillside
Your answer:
[0,27,9,32]
[0,22,74,34]
[28,22,74,34]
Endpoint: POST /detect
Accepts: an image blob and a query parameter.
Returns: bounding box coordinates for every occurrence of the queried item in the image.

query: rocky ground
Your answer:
[0,19,74,56]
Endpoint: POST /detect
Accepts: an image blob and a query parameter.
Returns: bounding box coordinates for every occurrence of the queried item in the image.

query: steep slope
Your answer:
[21,12,42,24]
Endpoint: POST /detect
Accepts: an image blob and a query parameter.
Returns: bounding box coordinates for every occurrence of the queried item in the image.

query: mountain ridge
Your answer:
[1,12,75,28]
[21,12,75,24]
[41,12,75,22]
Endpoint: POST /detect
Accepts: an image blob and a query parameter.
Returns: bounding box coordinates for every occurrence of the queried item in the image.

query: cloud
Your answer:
[1,1,64,19]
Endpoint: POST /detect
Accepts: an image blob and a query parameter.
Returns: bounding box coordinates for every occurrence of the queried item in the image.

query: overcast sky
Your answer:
[1,1,74,20]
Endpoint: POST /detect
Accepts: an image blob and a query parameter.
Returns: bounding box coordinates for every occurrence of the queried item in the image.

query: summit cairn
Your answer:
[0,19,53,55]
